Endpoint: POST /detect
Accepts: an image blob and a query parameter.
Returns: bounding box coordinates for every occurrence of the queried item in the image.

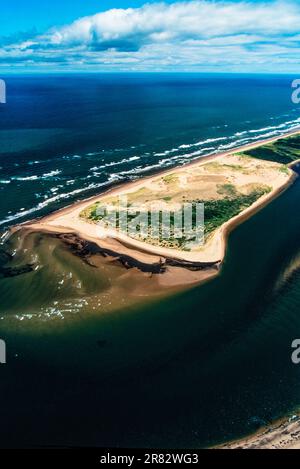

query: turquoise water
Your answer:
[1,74,300,448]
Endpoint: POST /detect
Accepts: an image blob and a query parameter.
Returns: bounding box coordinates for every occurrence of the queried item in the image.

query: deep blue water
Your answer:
[1,74,300,448]
[0,73,299,227]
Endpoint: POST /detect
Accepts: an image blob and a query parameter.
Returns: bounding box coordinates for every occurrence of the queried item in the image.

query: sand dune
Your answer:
[22,131,299,276]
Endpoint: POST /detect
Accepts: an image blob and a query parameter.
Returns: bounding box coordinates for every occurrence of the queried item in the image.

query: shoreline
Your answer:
[8,128,300,445]
[17,128,300,285]
[216,413,300,449]
[19,127,300,228]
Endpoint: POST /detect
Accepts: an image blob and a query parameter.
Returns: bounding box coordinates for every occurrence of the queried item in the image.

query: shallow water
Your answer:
[1,168,300,447]
[1,74,300,448]
[0,229,172,328]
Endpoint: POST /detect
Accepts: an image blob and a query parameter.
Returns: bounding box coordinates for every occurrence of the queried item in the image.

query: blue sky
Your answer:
[1,0,299,73]
[1,1,167,36]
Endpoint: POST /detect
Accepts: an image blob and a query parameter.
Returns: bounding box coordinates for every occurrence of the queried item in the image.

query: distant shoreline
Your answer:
[216,413,300,449]
[16,128,300,287]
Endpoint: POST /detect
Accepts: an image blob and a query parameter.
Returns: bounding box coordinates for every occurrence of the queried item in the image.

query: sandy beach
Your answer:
[218,414,300,449]
[18,129,300,286]
[13,129,300,446]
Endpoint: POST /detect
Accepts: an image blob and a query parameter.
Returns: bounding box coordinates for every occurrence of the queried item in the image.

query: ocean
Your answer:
[1,73,300,448]
[0,73,300,228]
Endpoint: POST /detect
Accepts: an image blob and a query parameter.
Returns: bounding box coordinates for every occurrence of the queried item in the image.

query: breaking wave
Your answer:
[1,114,300,228]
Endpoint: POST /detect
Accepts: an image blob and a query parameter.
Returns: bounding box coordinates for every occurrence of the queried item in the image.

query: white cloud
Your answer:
[1,0,300,71]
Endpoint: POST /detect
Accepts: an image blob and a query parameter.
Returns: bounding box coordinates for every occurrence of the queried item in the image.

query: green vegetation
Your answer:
[217,183,237,197]
[80,202,102,222]
[80,133,292,251]
[242,135,300,164]
[223,163,244,171]
[195,186,271,236]
[279,165,290,175]
[162,174,178,184]
[89,205,101,221]
[81,185,271,250]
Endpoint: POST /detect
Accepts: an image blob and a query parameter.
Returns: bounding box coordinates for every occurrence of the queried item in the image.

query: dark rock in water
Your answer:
[55,233,101,258]
[0,247,35,278]
[54,232,166,274]
[167,257,221,270]
[0,263,35,278]
[0,248,13,265]
[51,232,221,274]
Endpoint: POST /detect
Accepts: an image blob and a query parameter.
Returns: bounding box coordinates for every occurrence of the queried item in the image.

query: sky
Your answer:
[1,0,300,73]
